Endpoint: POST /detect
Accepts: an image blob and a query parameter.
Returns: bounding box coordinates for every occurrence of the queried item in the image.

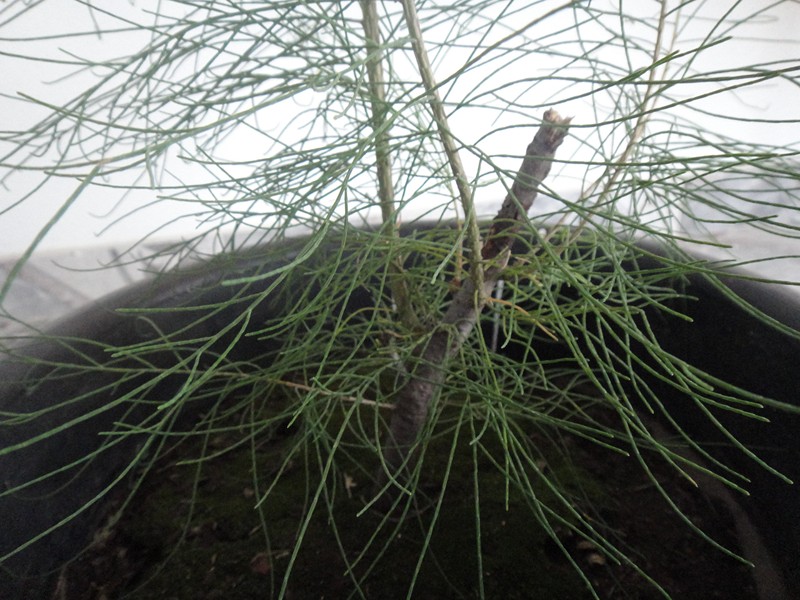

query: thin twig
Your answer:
[360,0,419,329]
[360,1,395,225]
[579,0,671,204]
[545,1,671,257]
[399,0,485,298]
[272,377,391,409]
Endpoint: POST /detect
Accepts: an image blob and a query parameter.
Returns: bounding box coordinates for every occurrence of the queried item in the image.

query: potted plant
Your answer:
[1,2,798,598]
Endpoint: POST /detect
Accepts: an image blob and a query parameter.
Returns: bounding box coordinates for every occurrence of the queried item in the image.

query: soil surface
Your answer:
[48,398,761,600]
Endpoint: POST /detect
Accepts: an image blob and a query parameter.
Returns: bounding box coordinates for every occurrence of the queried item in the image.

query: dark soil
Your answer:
[53,403,758,600]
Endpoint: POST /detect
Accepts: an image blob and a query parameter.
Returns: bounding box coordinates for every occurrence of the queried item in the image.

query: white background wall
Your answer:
[1,0,798,258]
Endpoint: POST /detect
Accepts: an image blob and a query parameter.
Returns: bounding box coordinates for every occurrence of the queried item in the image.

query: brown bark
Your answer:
[376,110,572,508]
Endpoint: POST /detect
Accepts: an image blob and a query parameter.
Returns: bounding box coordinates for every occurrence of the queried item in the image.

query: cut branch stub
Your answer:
[482,109,572,261]
[374,110,571,511]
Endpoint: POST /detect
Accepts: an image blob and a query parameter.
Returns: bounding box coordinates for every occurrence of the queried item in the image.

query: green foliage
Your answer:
[1,1,799,598]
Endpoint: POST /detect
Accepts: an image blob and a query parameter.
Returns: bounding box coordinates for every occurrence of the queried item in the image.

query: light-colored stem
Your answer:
[581,0,670,204]
[399,0,484,299]
[360,0,396,226]
[360,0,418,329]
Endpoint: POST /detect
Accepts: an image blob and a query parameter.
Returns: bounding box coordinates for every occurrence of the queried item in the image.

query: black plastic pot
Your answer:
[1,225,798,599]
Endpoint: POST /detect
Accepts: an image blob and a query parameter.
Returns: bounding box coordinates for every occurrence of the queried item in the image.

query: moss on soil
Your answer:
[62,401,759,600]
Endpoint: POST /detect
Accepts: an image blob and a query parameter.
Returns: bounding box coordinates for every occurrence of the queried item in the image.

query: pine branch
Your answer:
[360,0,419,329]
[376,110,571,507]
[400,0,485,297]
